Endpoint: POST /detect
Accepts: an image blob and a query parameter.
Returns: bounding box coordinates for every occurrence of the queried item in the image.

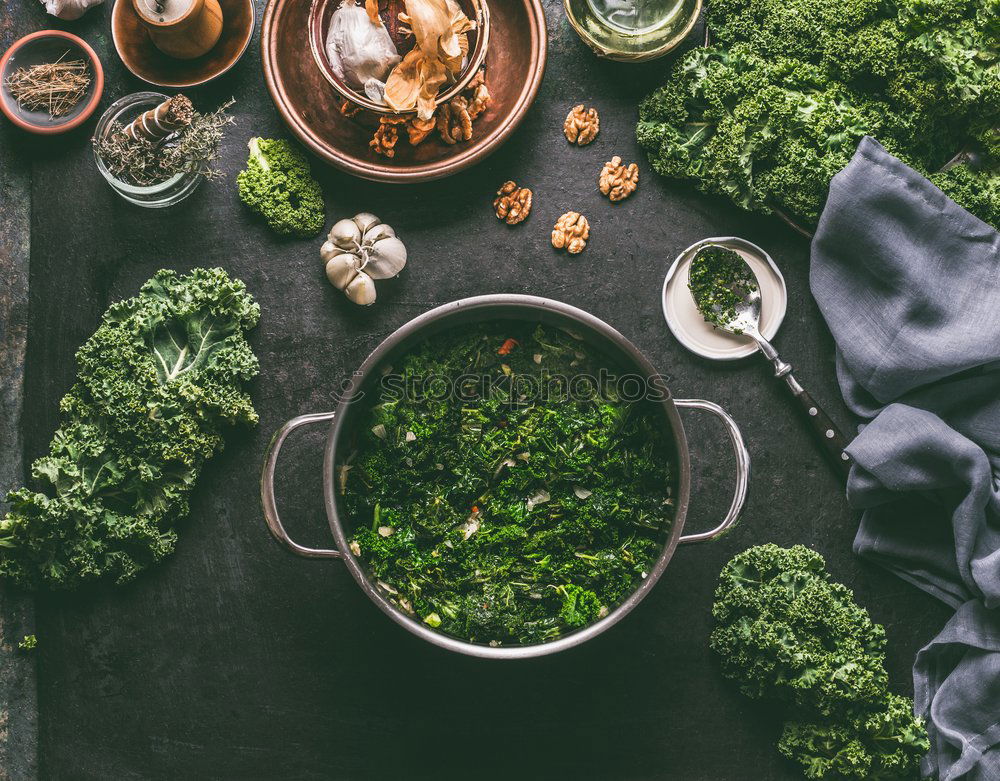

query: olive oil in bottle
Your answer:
[564,0,700,61]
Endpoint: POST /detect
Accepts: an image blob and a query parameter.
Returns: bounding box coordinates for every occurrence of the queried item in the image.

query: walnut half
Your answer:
[407,116,436,145]
[494,181,532,225]
[563,104,599,146]
[465,69,491,120]
[437,96,473,145]
[551,212,590,254]
[369,116,406,158]
[599,156,639,202]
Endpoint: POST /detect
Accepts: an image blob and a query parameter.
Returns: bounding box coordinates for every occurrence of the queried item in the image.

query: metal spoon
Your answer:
[711,255,853,477]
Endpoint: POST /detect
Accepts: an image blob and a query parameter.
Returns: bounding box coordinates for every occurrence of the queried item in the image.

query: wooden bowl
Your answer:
[112,0,255,88]
[0,30,104,135]
[262,0,546,182]
[307,0,490,115]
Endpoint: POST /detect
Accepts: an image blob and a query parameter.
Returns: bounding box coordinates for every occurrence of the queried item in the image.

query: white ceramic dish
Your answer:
[661,236,787,361]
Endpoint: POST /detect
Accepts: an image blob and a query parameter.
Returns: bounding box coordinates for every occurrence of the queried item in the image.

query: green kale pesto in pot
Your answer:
[340,323,675,645]
[688,246,757,332]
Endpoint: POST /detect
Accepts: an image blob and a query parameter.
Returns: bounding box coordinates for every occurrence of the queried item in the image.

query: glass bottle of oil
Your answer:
[564,0,702,61]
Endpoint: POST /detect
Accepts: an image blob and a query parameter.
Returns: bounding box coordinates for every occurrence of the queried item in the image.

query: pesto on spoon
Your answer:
[688,245,758,333]
[686,241,853,477]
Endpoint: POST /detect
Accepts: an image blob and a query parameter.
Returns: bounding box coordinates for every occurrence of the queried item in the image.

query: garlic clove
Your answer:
[325,254,360,290]
[364,236,408,279]
[320,240,341,263]
[344,270,377,306]
[353,212,381,233]
[363,223,396,243]
[329,219,362,249]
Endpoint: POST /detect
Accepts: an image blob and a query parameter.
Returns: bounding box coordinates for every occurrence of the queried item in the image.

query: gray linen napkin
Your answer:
[810,136,1000,781]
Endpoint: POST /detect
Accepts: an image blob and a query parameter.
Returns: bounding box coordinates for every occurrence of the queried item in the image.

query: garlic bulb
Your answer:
[320,213,407,306]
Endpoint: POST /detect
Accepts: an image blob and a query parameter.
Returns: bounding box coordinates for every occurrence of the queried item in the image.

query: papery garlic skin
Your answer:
[352,212,381,233]
[41,0,104,19]
[329,218,362,249]
[320,241,341,262]
[364,236,407,279]
[362,223,395,242]
[325,0,400,91]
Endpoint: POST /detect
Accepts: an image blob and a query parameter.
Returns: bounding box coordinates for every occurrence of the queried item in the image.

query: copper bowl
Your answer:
[308,0,490,115]
[262,0,546,182]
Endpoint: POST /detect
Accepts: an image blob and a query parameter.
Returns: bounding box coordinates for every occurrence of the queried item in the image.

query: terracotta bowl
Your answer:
[112,0,255,88]
[262,0,546,182]
[0,30,104,135]
[307,0,490,115]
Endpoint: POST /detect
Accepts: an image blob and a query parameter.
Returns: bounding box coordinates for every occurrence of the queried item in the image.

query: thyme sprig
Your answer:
[94,99,234,187]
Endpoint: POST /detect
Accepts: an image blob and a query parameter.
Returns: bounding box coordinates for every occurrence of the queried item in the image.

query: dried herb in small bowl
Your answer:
[5,52,90,117]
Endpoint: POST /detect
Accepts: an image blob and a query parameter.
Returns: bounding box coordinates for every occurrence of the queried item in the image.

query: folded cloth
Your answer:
[811,136,1000,781]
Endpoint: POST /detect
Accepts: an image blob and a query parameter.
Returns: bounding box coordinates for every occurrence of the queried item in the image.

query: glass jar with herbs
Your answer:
[92,91,232,208]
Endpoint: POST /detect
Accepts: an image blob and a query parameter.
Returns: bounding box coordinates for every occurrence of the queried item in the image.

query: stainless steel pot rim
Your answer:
[262,294,750,659]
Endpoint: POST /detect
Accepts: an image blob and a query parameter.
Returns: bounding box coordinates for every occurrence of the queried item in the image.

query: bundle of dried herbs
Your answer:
[122,94,194,141]
[4,52,90,117]
[93,95,234,186]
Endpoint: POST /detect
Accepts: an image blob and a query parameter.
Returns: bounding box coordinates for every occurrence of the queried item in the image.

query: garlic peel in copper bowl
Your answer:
[321,213,407,305]
[308,0,490,117]
[325,0,401,91]
[383,0,476,120]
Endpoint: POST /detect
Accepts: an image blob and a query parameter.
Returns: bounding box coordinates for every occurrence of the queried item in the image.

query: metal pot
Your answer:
[261,295,749,659]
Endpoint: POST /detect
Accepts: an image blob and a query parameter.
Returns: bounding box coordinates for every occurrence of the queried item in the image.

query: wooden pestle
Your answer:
[131,0,224,60]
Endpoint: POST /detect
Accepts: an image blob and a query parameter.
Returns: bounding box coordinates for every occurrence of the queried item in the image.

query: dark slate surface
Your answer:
[0,8,39,781]
[2,0,952,778]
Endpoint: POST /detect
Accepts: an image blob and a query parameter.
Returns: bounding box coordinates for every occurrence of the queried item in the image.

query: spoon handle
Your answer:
[749,332,854,478]
[785,381,853,477]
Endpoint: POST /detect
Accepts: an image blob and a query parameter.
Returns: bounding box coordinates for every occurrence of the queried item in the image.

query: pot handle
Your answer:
[674,399,750,544]
[260,412,343,559]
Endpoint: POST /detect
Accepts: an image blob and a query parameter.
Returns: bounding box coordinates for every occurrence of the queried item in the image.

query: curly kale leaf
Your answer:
[931,162,1000,227]
[638,46,907,225]
[779,693,929,780]
[706,0,998,135]
[0,268,260,589]
[648,0,1000,228]
[237,137,326,238]
[710,544,888,715]
[707,0,889,66]
[558,584,602,628]
[711,545,929,779]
